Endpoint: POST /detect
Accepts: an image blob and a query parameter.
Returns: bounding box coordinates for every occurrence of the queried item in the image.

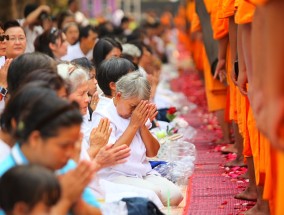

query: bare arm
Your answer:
[140,125,160,157]
[22,5,50,27]
[113,100,149,147]
[214,35,229,83]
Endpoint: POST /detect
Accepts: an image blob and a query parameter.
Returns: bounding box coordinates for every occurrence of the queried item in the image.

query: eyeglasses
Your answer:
[8,36,26,43]
[0,35,9,42]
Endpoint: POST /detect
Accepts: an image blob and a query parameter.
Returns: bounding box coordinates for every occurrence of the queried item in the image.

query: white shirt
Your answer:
[92,99,155,180]
[0,139,11,162]
[80,94,112,158]
[0,57,5,67]
[18,19,43,53]
[61,42,93,61]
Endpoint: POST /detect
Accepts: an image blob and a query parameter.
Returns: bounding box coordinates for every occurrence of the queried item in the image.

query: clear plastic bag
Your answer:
[101,201,128,215]
[154,141,196,185]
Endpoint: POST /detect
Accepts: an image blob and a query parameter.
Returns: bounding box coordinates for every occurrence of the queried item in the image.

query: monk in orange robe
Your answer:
[234,1,270,214]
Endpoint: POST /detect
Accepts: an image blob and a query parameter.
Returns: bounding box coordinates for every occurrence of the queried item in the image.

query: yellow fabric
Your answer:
[221,0,236,18]
[202,47,227,112]
[247,106,261,185]
[235,0,256,24]
[242,96,252,157]
[211,0,229,40]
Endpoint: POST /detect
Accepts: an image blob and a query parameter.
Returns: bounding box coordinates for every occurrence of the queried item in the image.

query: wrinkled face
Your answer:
[65,25,79,45]
[105,47,121,60]
[115,94,141,119]
[68,82,89,115]
[34,125,81,170]
[5,27,26,58]
[0,28,7,57]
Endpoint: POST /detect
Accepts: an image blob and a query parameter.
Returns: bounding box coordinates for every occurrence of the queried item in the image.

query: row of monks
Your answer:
[173,0,284,214]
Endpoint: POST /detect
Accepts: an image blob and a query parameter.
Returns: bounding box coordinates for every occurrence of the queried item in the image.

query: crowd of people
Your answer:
[181,0,284,214]
[0,0,185,214]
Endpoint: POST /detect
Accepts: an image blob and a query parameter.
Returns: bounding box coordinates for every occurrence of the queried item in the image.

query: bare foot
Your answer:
[234,187,257,201]
[237,171,249,180]
[224,159,247,167]
[221,144,238,154]
[241,203,270,215]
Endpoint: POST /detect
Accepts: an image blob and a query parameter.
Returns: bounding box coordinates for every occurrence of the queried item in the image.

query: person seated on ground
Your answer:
[0,82,129,214]
[0,70,67,163]
[0,164,61,215]
[92,37,122,70]
[7,52,56,96]
[121,43,141,70]
[57,10,75,30]
[19,3,52,53]
[92,72,184,206]
[71,57,98,120]
[0,83,101,215]
[57,62,130,162]
[63,22,79,45]
[34,27,68,61]
[62,25,98,61]
[81,57,136,161]
[0,22,11,115]
[3,20,26,59]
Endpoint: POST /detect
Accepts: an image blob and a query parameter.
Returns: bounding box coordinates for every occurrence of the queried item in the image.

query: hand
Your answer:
[88,118,112,159]
[0,59,12,88]
[148,103,158,122]
[39,5,51,13]
[230,67,238,86]
[57,161,95,204]
[92,144,130,171]
[237,75,248,96]
[130,100,149,128]
[214,59,226,83]
[89,91,99,111]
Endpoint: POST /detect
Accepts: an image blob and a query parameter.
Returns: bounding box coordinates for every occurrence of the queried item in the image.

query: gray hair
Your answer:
[116,71,151,100]
[57,63,89,92]
[122,43,141,58]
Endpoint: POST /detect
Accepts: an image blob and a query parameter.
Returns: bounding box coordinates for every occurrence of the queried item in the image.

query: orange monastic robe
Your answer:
[202,0,228,112]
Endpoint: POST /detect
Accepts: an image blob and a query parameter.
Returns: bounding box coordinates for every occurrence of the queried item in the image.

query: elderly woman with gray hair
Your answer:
[57,62,130,166]
[91,72,183,206]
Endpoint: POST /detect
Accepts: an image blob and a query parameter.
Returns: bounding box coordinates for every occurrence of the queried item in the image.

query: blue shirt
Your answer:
[0,144,100,215]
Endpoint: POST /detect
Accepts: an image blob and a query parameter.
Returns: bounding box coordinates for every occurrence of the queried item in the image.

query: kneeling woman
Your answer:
[92,72,183,206]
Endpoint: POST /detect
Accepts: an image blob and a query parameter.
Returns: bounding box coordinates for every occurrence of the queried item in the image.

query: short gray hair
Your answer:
[122,43,141,58]
[116,72,151,100]
[57,63,89,92]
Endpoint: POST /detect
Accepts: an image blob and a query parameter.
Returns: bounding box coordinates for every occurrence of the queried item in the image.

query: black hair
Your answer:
[92,37,122,69]
[57,10,74,30]
[34,28,65,58]
[96,21,115,38]
[120,16,130,25]
[21,68,67,93]
[3,20,22,31]
[24,3,38,18]
[0,21,3,30]
[78,25,97,41]
[97,57,135,96]
[1,82,82,143]
[71,57,94,72]
[0,164,61,213]
[68,0,76,6]
[7,52,56,96]
[121,53,139,70]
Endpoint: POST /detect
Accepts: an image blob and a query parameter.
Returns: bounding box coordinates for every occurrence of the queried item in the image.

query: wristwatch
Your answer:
[0,86,8,98]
